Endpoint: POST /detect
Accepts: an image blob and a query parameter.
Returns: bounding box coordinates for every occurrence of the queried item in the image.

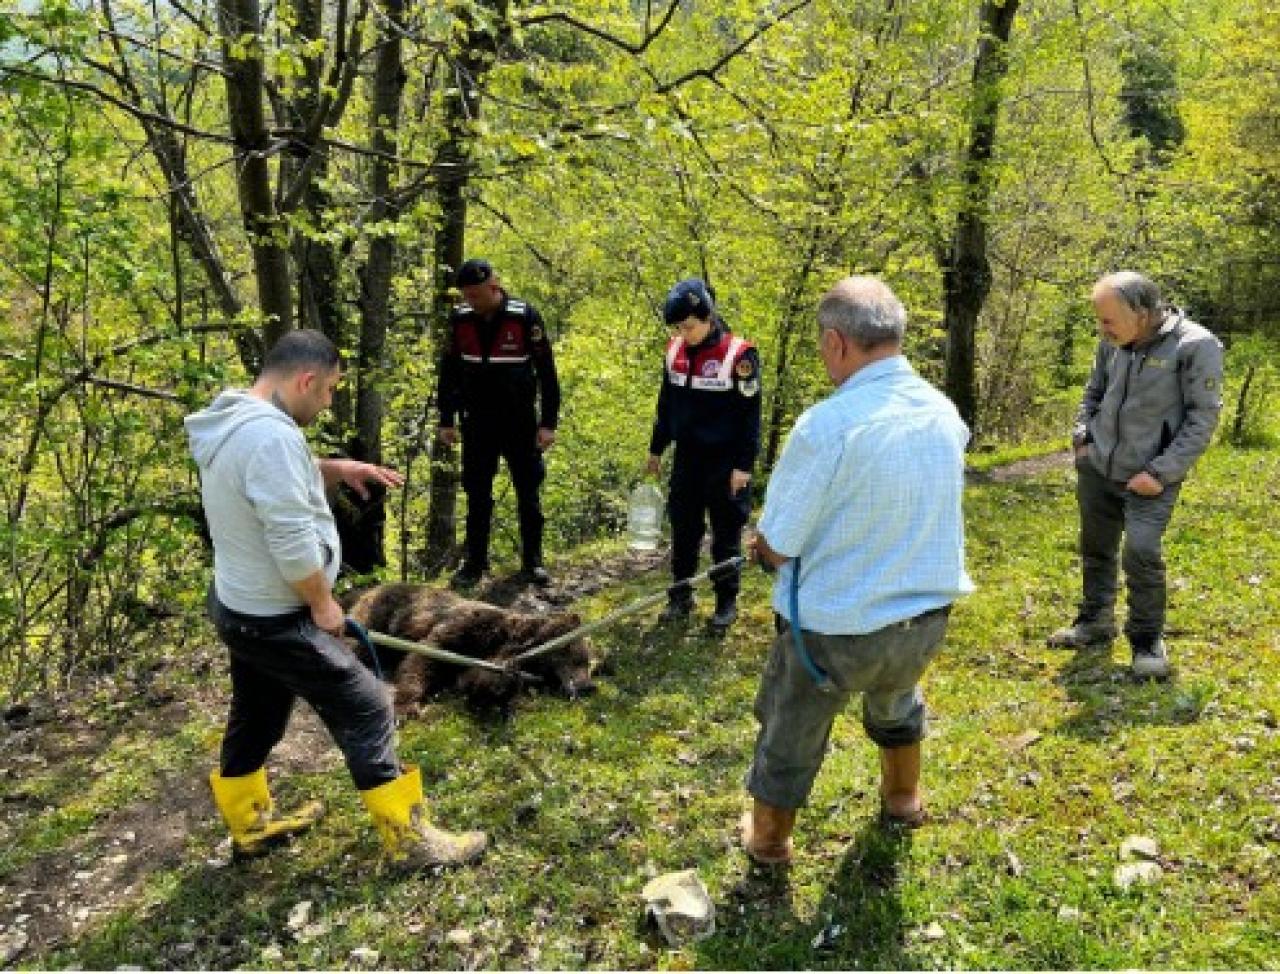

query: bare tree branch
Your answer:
[517,0,681,55]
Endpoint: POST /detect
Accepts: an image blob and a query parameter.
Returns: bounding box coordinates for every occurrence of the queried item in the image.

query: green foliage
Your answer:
[2,0,1278,694]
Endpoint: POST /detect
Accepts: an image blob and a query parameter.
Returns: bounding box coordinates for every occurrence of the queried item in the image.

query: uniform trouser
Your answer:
[207,589,399,791]
[1076,459,1182,642]
[668,447,751,601]
[461,417,546,569]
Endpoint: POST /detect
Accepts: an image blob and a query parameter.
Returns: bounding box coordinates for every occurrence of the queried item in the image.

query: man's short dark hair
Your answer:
[260,329,340,376]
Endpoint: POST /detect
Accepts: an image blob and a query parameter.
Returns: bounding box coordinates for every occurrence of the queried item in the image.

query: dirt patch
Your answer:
[967,449,1073,483]
[466,546,667,610]
[0,644,361,963]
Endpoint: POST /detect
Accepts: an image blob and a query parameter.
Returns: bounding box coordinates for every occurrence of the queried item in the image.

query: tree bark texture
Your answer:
[942,0,1019,433]
[217,0,294,347]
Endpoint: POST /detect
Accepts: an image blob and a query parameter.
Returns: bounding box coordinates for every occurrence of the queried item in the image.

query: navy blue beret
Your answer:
[455,258,494,287]
[662,278,715,324]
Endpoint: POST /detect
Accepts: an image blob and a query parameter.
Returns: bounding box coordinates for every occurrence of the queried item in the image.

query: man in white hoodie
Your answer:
[185,329,486,868]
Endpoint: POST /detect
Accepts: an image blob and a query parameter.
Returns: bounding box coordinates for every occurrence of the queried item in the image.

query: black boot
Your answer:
[451,560,486,589]
[710,591,738,630]
[658,592,694,624]
[520,564,552,587]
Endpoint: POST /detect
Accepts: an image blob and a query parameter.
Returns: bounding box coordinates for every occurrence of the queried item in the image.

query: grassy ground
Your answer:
[2,443,1278,969]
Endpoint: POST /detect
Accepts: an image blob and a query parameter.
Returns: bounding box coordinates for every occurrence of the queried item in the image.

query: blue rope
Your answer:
[788,557,833,691]
[344,617,384,682]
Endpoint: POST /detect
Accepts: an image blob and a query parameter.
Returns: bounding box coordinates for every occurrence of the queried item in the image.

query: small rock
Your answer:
[349,946,380,967]
[286,900,313,932]
[1111,781,1136,801]
[1004,849,1024,877]
[919,921,947,941]
[1057,905,1082,922]
[1007,729,1041,751]
[1119,835,1161,861]
[121,831,136,843]
[811,922,844,950]
[1114,861,1163,889]
[171,943,195,958]
[641,869,715,946]
[261,944,284,962]
[297,921,330,943]
[0,929,29,966]
[446,928,474,947]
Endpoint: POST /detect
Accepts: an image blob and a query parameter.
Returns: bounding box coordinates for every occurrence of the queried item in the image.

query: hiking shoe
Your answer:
[451,562,485,589]
[520,565,552,587]
[1047,616,1117,648]
[1131,638,1171,680]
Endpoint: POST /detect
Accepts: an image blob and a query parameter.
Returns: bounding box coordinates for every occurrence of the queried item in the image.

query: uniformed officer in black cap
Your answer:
[438,259,560,587]
[646,278,762,630]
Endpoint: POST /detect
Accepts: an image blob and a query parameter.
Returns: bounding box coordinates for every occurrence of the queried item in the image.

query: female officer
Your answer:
[646,278,762,631]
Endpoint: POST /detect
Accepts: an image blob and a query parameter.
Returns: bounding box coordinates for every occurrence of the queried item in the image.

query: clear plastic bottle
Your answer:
[627,481,664,551]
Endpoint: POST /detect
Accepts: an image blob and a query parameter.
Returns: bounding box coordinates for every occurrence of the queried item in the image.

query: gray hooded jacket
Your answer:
[184,391,340,616]
[1073,311,1223,485]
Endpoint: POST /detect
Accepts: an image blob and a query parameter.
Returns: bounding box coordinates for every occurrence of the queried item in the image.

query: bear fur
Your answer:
[340,583,598,711]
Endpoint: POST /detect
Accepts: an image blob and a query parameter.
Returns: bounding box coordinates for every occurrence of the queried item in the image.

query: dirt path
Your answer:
[967,449,1073,483]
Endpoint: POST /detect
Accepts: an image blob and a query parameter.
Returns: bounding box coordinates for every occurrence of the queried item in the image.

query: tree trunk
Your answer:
[420,2,506,574]
[341,0,407,573]
[942,0,1019,434]
[217,0,294,346]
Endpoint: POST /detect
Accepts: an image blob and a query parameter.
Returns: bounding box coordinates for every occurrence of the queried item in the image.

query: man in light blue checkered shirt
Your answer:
[740,276,974,867]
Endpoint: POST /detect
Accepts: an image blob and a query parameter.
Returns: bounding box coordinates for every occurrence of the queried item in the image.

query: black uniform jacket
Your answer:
[438,291,560,430]
[648,323,761,473]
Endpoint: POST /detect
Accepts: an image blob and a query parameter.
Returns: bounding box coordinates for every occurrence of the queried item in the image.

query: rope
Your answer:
[787,556,833,691]
[343,617,383,680]
[509,555,745,665]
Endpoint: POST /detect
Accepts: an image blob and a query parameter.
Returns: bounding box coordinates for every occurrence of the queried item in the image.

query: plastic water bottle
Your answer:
[627,482,664,551]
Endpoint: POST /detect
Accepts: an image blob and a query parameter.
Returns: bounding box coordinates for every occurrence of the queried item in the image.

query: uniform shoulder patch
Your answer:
[530,324,544,341]
[739,378,759,398]
[735,357,755,379]
[454,303,474,314]
[507,300,527,313]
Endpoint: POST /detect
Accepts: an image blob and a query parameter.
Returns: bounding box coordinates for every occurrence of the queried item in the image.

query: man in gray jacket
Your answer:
[1048,272,1224,678]
[186,329,486,867]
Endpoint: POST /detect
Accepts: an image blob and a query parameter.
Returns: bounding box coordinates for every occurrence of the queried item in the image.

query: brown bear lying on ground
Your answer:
[341,583,598,711]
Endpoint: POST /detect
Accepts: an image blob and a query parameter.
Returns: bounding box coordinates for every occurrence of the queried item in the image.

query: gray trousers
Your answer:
[745,607,949,810]
[1076,459,1181,642]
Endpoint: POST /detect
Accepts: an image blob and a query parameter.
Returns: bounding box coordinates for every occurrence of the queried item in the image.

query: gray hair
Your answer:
[1092,271,1166,319]
[816,276,906,349]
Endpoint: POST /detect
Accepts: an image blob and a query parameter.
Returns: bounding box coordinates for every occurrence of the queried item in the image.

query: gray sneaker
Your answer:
[1131,638,1171,680]
[1047,617,1117,648]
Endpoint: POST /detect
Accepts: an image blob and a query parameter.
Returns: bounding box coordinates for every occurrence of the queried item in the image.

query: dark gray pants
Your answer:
[1076,460,1181,642]
[745,607,949,810]
[208,590,400,791]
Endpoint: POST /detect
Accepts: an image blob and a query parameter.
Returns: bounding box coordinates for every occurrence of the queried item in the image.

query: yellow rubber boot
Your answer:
[360,764,487,868]
[209,768,325,859]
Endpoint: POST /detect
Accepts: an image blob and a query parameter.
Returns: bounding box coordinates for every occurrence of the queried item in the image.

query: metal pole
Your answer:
[510,555,745,665]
